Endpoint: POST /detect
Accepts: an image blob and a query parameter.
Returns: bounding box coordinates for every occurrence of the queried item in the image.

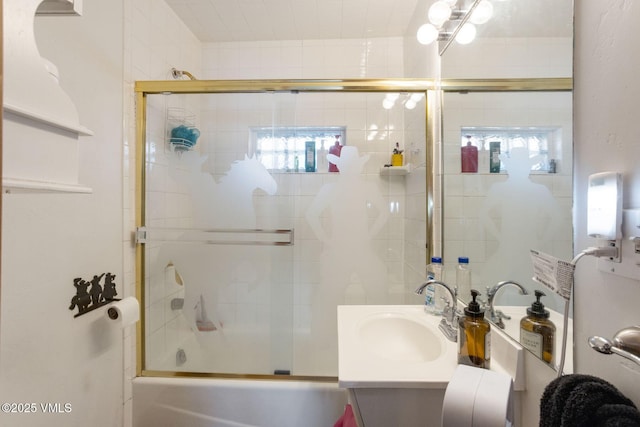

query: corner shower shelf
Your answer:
[379,165,411,176]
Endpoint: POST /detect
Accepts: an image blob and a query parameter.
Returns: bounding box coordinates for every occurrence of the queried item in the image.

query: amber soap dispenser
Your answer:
[520,290,556,364]
[458,289,491,369]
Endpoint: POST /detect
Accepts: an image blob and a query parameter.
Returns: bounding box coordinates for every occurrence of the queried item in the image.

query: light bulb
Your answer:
[417,23,439,45]
[455,23,477,44]
[442,0,457,5]
[385,93,400,102]
[428,1,452,26]
[469,0,493,25]
[404,99,417,110]
[409,93,424,103]
[383,98,395,109]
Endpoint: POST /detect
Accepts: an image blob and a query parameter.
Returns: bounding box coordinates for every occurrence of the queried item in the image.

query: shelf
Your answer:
[3,178,93,194]
[379,165,411,176]
[4,103,93,136]
[3,0,93,195]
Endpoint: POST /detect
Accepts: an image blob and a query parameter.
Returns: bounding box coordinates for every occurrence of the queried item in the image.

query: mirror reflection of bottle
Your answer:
[489,141,501,173]
[520,290,555,365]
[317,140,328,172]
[461,136,478,173]
[456,257,471,298]
[424,257,443,315]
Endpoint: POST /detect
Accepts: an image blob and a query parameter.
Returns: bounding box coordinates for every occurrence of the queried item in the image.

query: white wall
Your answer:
[138,39,429,376]
[4,1,638,425]
[1,1,124,426]
[573,0,640,406]
[1,1,201,426]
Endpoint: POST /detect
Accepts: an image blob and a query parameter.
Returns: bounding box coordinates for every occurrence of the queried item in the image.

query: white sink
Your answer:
[337,305,525,427]
[337,305,457,388]
[358,312,443,363]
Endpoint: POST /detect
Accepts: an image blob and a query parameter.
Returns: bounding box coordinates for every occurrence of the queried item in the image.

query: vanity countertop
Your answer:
[337,305,525,389]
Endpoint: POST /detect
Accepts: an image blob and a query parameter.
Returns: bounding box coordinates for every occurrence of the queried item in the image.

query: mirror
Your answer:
[436,0,574,372]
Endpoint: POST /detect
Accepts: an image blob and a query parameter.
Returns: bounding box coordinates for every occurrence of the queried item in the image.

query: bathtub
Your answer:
[133,376,348,427]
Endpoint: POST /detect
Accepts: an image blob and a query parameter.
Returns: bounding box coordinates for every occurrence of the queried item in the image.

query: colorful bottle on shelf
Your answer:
[391,142,404,166]
[328,135,342,172]
[305,140,316,172]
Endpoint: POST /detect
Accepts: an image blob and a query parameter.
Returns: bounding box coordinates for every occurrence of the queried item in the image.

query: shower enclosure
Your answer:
[135,79,432,379]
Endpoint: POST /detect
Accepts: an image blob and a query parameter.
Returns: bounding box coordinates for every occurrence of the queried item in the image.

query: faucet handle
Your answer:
[477,292,488,308]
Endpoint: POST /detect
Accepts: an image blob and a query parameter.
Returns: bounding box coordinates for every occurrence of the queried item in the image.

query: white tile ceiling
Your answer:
[164,0,573,43]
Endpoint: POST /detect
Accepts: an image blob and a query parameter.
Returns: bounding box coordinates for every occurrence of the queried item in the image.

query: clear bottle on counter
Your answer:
[424,256,444,315]
[456,256,471,298]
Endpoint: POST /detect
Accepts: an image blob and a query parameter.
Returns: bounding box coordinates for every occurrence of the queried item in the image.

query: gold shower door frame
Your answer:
[134,78,434,380]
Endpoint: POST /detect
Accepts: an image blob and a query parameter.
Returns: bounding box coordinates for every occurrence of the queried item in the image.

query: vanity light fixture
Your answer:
[382,93,425,110]
[417,0,495,54]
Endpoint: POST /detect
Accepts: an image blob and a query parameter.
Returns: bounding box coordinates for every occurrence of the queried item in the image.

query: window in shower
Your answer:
[252,126,346,172]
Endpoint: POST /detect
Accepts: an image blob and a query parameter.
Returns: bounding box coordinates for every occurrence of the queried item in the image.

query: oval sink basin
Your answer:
[358,313,443,362]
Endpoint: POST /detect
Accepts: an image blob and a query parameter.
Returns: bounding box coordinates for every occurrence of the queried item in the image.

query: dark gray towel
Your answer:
[540,374,640,427]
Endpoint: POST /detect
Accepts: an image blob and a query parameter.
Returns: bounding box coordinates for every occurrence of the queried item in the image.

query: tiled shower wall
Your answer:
[123,0,202,421]
[139,37,430,375]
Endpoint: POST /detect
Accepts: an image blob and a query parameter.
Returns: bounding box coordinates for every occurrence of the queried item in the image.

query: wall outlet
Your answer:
[597,209,640,281]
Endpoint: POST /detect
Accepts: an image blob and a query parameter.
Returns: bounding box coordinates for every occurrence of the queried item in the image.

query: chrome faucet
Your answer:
[415,279,460,342]
[486,280,529,328]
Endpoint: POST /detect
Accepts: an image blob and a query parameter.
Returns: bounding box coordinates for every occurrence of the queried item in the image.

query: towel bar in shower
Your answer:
[135,226,294,246]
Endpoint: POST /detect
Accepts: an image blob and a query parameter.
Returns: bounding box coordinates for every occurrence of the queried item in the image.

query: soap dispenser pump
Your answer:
[458,289,491,369]
[520,290,556,364]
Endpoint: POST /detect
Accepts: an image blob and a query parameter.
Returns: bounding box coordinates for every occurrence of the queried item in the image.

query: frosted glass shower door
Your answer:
[138,85,428,378]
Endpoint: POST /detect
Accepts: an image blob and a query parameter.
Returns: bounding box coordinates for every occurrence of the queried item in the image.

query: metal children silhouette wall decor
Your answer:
[69,272,121,318]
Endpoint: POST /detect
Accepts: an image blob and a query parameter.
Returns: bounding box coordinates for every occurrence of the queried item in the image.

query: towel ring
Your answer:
[589,326,640,367]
